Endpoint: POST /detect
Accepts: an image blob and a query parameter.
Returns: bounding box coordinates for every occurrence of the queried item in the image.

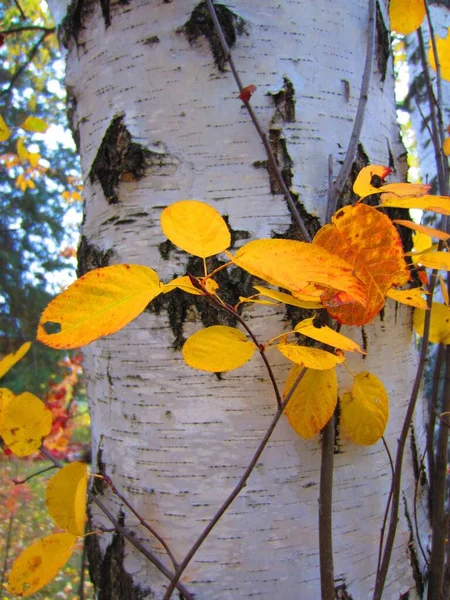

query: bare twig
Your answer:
[428,344,445,498]
[0,26,55,35]
[326,0,376,221]
[13,0,27,20]
[205,0,311,242]
[319,413,335,600]
[375,437,394,580]
[162,367,307,600]
[413,448,430,569]
[12,464,57,484]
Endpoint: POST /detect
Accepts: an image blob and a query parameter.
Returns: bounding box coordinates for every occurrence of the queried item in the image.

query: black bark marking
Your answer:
[92,443,107,495]
[77,236,115,277]
[89,116,173,204]
[334,578,354,599]
[268,127,293,194]
[143,35,160,45]
[181,2,247,71]
[403,494,426,597]
[333,401,342,454]
[376,4,389,83]
[60,0,88,47]
[361,327,368,356]
[410,423,427,487]
[86,510,152,600]
[268,76,296,123]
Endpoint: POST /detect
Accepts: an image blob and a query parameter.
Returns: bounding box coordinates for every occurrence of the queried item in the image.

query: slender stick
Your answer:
[375,437,395,580]
[162,368,307,600]
[427,344,444,508]
[205,0,311,242]
[0,26,55,34]
[413,448,430,568]
[319,414,335,600]
[326,0,376,221]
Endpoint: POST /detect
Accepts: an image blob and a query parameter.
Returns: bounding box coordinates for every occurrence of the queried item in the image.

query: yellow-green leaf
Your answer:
[0,388,14,430]
[182,325,255,372]
[386,287,428,309]
[160,200,231,258]
[0,115,11,142]
[233,239,367,307]
[8,533,77,597]
[379,194,450,215]
[428,28,450,81]
[284,366,337,439]
[414,251,450,271]
[390,0,425,35]
[277,344,345,370]
[2,392,52,457]
[37,265,163,349]
[254,286,323,309]
[294,317,365,354]
[21,116,49,133]
[340,372,389,445]
[46,462,87,536]
[0,341,31,379]
[414,302,450,344]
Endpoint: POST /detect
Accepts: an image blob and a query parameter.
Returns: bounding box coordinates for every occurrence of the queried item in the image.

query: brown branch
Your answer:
[205,0,311,242]
[319,413,335,600]
[326,0,376,221]
[162,367,308,600]
[0,26,55,35]
[428,344,444,498]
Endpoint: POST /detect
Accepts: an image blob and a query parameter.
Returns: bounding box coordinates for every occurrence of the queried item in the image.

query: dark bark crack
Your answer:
[77,236,115,277]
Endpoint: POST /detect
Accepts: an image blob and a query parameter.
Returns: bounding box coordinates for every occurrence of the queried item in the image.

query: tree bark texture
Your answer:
[56,1,428,597]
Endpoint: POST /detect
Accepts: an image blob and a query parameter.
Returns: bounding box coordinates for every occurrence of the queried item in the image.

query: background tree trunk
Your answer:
[53,1,428,597]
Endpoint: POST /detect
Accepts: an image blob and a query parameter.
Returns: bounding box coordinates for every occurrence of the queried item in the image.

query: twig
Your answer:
[0,26,55,35]
[428,344,444,498]
[319,413,335,600]
[205,0,311,242]
[12,464,57,484]
[13,0,27,20]
[375,437,395,580]
[326,0,376,221]
[427,346,450,599]
[39,448,195,600]
[413,448,430,569]
[162,367,307,600]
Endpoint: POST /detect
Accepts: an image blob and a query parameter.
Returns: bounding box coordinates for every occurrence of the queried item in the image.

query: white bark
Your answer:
[59,1,427,597]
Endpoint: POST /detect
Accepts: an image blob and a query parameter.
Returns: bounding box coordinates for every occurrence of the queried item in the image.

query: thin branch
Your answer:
[375,436,395,581]
[319,413,335,600]
[12,464,57,484]
[162,367,308,600]
[0,26,55,35]
[205,0,311,242]
[427,344,444,498]
[413,448,430,569]
[39,448,195,600]
[13,0,27,20]
[326,0,376,221]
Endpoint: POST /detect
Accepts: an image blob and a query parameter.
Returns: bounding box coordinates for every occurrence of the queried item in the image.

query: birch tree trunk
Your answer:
[52,1,428,597]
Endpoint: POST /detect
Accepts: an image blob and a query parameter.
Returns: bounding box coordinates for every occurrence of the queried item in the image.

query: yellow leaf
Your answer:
[182,325,255,372]
[162,275,218,296]
[160,200,231,258]
[443,138,450,156]
[0,388,14,430]
[8,532,77,597]
[353,165,392,198]
[393,219,450,241]
[0,341,31,379]
[380,194,450,215]
[21,116,49,133]
[294,317,365,353]
[390,0,425,35]
[233,239,367,307]
[440,275,449,305]
[37,265,163,349]
[0,115,11,142]
[386,287,428,309]
[415,251,450,271]
[284,366,337,439]
[239,296,279,306]
[429,28,450,81]
[253,286,323,309]
[28,152,41,168]
[276,344,345,370]
[17,138,30,161]
[46,462,87,536]
[414,302,450,344]
[2,392,52,457]
[340,372,389,445]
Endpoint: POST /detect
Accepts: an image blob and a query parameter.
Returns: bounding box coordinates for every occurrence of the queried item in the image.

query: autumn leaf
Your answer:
[46,462,87,536]
[233,239,367,307]
[414,302,450,344]
[340,372,389,445]
[380,194,450,215]
[239,84,256,102]
[443,138,450,156]
[0,388,14,430]
[414,251,450,271]
[386,287,428,310]
[17,137,29,161]
[37,264,163,349]
[428,28,450,81]
[1,392,53,457]
[389,0,425,35]
[276,344,345,370]
[0,341,31,379]
[294,317,365,354]
[393,219,450,241]
[21,116,49,133]
[0,114,11,142]
[440,275,449,305]
[313,204,410,325]
[182,326,256,372]
[253,286,323,309]
[353,165,430,199]
[8,532,77,597]
[284,366,337,439]
[162,275,219,296]
[160,200,231,258]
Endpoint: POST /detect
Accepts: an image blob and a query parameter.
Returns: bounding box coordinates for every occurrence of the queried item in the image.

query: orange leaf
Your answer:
[393,219,450,241]
[390,0,425,35]
[239,84,256,102]
[380,194,450,215]
[313,204,409,325]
